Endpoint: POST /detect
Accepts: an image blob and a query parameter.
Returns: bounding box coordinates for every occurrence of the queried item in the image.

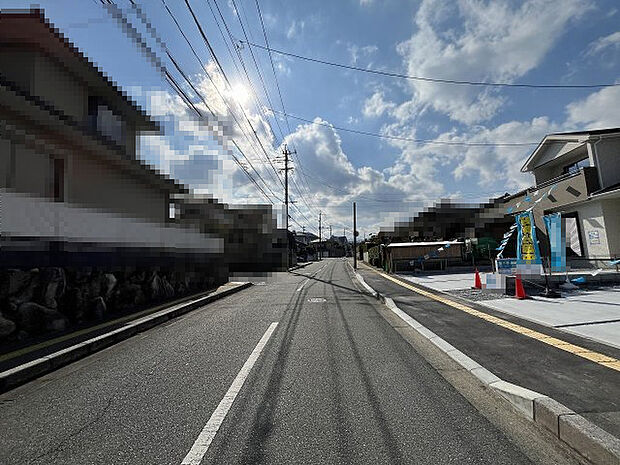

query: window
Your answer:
[88,96,125,146]
[53,158,64,201]
[562,157,589,175]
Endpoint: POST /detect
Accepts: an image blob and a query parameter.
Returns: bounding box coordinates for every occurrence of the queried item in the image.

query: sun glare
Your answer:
[231,83,250,105]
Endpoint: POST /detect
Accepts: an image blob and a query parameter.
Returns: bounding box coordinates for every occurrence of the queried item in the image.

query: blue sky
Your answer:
[6,0,620,237]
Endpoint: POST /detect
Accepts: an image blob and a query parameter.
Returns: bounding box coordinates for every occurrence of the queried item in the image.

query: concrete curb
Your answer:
[288,262,313,272]
[0,282,252,394]
[348,263,620,465]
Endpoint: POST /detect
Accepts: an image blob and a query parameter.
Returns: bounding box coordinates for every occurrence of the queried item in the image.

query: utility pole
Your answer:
[281,144,295,268]
[318,211,322,261]
[353,202,357,269]
[329,224,332,239]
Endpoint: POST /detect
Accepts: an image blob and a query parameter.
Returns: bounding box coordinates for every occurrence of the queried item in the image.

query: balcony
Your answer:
[502,167,600,214]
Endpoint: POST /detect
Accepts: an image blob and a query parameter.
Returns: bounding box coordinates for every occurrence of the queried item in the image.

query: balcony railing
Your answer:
[503,167,600,214]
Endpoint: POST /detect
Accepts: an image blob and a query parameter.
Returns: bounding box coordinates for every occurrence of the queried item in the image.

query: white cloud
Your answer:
[381,84,620,198]
[362,91,396,118]
[586,31,620,56]
[359,0,373,5]
[347,43,378,65]
[451,117,556,189]
[227,0,237,16]
[281,118,444,234]
[134,62,284,206]
[566,84,620,129]
[286,20,305,39]
[396,0,589,124]
[273,54,292,76]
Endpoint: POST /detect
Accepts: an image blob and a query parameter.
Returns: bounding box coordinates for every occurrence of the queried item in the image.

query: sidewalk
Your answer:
[398,271,620,349]
[356,263,620,440]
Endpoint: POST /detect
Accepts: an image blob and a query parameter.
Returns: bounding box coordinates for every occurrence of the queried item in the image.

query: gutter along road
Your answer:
[0,259,584,464]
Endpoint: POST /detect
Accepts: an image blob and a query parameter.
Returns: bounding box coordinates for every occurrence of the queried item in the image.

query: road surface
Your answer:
[0,259,583,464]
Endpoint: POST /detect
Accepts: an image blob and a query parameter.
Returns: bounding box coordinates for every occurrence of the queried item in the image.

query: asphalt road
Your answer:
[0,259,584,464]
[357,263,620,438]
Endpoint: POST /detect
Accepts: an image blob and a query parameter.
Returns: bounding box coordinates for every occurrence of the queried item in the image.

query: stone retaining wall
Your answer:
[0,265,227,346]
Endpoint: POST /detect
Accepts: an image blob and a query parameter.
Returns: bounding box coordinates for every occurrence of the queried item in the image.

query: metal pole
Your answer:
[353,202,357,269]
[284,145,289,269]
[318,211,322,262]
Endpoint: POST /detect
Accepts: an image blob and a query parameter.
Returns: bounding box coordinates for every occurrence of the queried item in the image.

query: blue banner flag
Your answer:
[516,211,541,264]
[543,212,566,272]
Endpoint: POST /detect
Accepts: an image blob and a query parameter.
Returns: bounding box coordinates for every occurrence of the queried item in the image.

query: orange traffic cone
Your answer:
[515,276,527,300]
[473,268,482,289]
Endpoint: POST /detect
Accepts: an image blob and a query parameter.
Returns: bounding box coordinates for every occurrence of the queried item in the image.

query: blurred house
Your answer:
[293,231,318,245]
[385,241,464,273]
[378,199,513,246]
[0,9,223,270]
[172,194,288,272]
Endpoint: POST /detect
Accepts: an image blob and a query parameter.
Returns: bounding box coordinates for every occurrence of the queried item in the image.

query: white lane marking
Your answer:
[296,279,309,292]
[295,264,325,292]
[181,322,279,465]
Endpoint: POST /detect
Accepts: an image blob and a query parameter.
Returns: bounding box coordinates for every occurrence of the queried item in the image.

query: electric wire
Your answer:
[241,40,620,89]
[253,0,317,209]
[106,0,276,204]
[269,109,540,147]
[167,0,285,198]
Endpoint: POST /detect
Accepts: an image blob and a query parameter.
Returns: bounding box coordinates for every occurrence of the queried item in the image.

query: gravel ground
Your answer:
[448,288,509,301]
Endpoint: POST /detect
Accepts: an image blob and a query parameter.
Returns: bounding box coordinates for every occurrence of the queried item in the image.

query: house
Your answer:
[0,10,228,343]
[0,9,185,222]
[293,231,318,246]
[0,9,223,267]
[384,241,464,273]
[503,128,620,261]
[172,193,288,272]
[378,199,513,245]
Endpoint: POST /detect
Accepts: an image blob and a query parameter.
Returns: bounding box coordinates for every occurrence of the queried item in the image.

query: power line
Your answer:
[223,0,287,140]
[106,0,276,204]
[227,0,317,221]
[253,0,316,209]
[200,0,287,191]
[269,109,539,147]
[168,0,285,200]
[240,40,620,89]
[208,0,286,145]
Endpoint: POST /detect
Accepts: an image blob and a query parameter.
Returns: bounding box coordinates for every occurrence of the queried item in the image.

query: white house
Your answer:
[503,128,620,260]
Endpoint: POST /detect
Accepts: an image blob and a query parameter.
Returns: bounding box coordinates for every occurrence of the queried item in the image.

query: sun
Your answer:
[230,83,250,105]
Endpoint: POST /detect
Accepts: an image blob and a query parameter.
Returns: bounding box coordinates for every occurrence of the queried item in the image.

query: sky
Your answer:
[4,0,620,239]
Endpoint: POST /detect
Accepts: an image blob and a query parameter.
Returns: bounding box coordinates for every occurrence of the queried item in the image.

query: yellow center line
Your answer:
[360,263,620,373]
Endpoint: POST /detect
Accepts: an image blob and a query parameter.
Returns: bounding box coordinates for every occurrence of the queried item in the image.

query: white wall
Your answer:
[601,199,620,257]
[1,188,222,253]
[575,201,610,258]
